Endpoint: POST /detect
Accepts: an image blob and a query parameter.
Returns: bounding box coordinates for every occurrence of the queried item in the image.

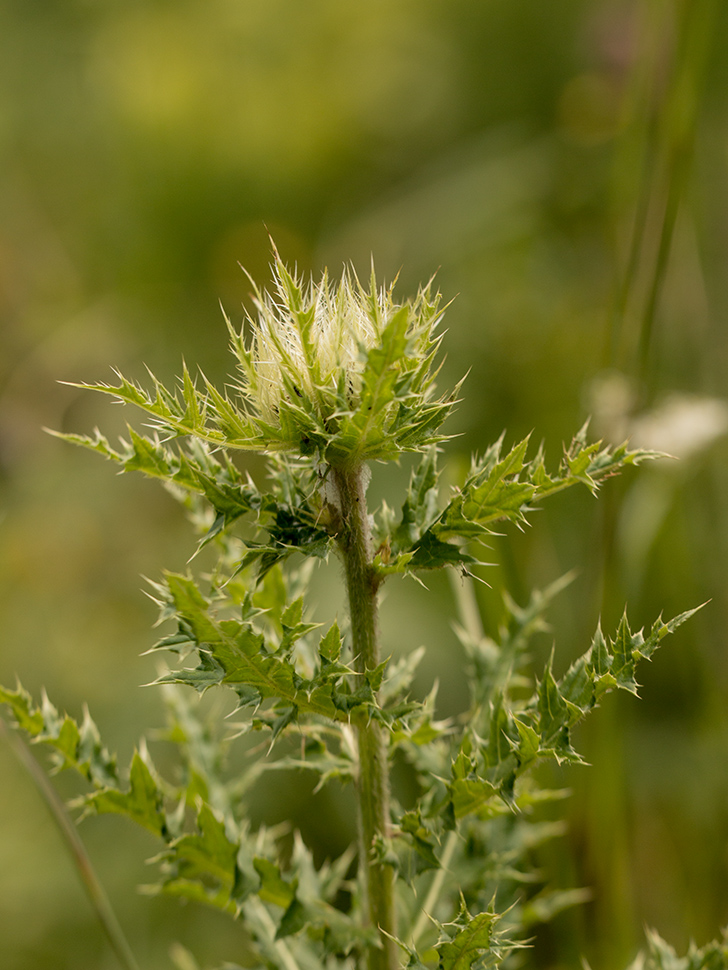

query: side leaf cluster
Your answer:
[53,431,332,574]
[444,607,699,822]
[383,590,700,957]
[376,428,659,576]
[147,570,401,731]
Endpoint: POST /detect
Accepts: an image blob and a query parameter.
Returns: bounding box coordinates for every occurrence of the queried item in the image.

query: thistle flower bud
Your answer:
[237,260,379,423]
[226,251,456,467]
[70,249,458,470]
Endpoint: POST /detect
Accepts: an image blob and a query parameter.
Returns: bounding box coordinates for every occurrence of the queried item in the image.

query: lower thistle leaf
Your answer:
[435,900,515,970]
[82,750,168,837]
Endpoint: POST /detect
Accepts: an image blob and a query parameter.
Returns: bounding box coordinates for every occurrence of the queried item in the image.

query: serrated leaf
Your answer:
[83,750,167,836]
[590,623,612,678]
[162,802,239,893]
[365,658,389,693]
[279,597,320,652]
[449,776,500,820]
[276,897,308,940]
[409,531,478,570]
[0,683,46,736]
[399,809,441,872]
[436,903,499,970]
[253,857,296,908]
[537,661,580,752]
[390,447,441,554]
[155,573,355,723]
[319,622,342,662]
[0,683,118,787]
[512,717,540,770]
[425,432,661,555]
[145,876,236,914]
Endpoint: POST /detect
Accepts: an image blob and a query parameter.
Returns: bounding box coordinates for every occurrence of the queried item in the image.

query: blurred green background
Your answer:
[2,0,728,967]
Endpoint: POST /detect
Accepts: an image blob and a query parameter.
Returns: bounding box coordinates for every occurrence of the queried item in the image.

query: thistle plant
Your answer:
[0,252,719,970]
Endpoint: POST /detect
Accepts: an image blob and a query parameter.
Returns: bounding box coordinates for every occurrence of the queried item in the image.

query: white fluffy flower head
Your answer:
[246,262,380,423]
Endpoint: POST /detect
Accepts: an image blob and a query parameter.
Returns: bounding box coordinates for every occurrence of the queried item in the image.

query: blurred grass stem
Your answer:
[0,716,142,970]
[409,829,459,947]
[611,0,718,390]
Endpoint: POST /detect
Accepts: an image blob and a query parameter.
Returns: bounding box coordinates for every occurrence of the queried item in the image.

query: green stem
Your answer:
[410,829,459,947]
[0,717,142,970]
[332,464,397,970]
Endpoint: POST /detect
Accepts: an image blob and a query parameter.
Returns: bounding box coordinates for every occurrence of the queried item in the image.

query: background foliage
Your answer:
[1,1,728,968]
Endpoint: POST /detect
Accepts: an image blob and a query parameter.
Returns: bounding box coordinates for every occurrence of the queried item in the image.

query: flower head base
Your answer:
[225,252,457,467]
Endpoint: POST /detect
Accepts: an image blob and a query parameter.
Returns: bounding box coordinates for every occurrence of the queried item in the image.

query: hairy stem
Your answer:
[332,464,396,970]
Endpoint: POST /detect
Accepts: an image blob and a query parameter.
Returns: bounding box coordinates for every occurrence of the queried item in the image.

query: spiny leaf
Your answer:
[0,682,45,736]
[396,433,662,571]
[81,750,168,837]
[279,597,321,652]
[253,858,296,909]
[536,658,582,754]
[455,574,576,713]
[398,808,441,873]
[156,802,243,902]
[0,683,118,787]
[154,573,368,725]
[319,621,342,662]
[435,900,514,970]
[445,605,700,820]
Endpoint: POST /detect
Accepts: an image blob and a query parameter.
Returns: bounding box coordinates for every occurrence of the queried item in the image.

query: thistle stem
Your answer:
[332,464,397,970]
